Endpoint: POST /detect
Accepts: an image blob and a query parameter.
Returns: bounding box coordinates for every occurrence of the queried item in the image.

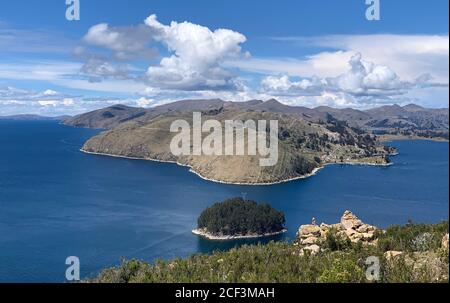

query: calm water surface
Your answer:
[0,121,448,282]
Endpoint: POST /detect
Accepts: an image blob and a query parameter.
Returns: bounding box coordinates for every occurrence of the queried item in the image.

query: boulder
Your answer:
[362,232,374,241]
[298,224,321,237]
[345,228,357,237]
[357,224,369,233]
[341,210,363,230]
[302,236,318,245]
[320,223,331,231]
[350,233,363,243]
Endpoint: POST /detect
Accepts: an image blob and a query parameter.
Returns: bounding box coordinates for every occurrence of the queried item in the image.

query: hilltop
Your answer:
[0,114,70,121]
[64,99,449,140]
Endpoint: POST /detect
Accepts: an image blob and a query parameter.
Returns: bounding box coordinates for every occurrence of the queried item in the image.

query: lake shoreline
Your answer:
[192,228,288,240]
[378,135,449,143]
[81,149,393,186]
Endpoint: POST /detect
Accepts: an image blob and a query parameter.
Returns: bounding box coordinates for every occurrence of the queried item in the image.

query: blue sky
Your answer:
[0,0,448,115]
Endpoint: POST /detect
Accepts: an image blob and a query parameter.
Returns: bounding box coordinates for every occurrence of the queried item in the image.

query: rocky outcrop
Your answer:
[341,210,363,229]
[340,210,377,243]
[296,210,378,255]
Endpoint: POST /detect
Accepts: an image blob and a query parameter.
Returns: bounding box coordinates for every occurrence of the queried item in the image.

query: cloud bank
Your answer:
[0,16,448,114]
[260,52,447,108]
[261,53,444,96]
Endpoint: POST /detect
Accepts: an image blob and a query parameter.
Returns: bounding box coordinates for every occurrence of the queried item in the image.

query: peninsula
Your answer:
[64,99,448,185]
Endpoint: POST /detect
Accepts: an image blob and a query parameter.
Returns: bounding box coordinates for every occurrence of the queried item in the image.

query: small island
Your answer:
[192,197,287,240]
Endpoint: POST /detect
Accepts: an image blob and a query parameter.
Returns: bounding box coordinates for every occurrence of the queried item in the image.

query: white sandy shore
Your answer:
[81,149,393,186]
[192,228,288,240]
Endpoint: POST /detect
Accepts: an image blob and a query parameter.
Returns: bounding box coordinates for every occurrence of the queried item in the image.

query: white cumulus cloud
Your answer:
[260,53,446,108]
[143,14,248,91]
[83,23,154,60]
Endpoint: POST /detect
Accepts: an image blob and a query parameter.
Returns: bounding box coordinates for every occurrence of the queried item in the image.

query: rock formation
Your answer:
[296,210,378,255]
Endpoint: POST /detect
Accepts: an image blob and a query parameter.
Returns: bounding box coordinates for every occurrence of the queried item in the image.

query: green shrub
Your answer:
[323,228,352,251]
[318,255,365,283]
[90,222,449,283]
[376,221,448,252]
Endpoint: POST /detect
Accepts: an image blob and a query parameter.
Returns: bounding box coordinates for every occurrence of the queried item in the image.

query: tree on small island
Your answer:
[196,198,286,238]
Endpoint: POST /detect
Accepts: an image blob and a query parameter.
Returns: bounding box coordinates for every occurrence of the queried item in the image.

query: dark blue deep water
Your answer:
[0,121,448,282]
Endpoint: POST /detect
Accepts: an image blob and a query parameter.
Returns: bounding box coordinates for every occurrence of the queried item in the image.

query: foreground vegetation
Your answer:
[91,221,448,283]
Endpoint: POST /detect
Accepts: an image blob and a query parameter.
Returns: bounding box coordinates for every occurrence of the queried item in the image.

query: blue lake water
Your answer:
[0,120,448,282]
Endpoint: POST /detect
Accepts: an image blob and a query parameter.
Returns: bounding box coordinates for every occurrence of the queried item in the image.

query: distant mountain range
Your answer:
[61,99,450,184]
[64,99,449,140]
[0,114,70,121]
